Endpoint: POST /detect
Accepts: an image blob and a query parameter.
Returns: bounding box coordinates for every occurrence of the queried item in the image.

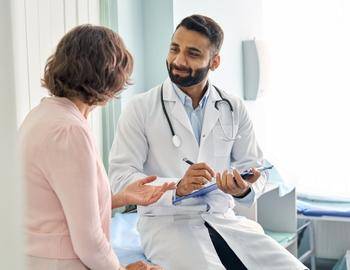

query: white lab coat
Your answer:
[109,78,306,270]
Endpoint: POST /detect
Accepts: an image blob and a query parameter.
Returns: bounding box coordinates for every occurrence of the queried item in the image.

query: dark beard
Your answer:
[166,61,210,87]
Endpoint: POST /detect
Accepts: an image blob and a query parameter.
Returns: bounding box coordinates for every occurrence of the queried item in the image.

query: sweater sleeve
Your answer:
[44,124,120,270]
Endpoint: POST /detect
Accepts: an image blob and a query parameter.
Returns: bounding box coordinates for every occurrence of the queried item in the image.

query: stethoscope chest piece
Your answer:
[172,135,181,148]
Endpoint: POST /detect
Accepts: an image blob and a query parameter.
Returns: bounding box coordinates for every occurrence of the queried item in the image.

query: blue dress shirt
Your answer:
[171,82,210,145]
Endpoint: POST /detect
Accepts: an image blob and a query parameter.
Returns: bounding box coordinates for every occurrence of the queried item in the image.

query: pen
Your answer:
[182,157,273,179]
[182,158,194,165]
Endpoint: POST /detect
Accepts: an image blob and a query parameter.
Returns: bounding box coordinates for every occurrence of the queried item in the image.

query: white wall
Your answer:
[172,0,263,97]
[260,0,350,199]
[12,0,102,151]
[0,1,24,269]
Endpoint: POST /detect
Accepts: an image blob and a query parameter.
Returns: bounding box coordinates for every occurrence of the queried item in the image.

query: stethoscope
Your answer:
[160,83,236,148]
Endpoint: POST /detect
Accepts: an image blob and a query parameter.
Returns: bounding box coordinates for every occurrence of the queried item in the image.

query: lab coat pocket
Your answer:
[213,125,236,156]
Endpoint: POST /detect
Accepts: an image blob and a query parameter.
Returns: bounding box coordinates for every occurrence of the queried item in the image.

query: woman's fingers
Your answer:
[145,186,167,205]
[160,182,176,192]
[149,183,174,200]
[142,182,176,205]
[138,175,157,185]
[168,182,177,189]
[147,192,163,205]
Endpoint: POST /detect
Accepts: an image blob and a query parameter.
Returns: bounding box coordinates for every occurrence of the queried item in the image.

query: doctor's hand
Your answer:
[216,169,261,197]
[112,176,176,208]
[176,162,215,197]
[123,260,163,270]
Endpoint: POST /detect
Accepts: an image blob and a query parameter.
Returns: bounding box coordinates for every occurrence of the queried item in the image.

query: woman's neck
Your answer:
[68,98,92,119]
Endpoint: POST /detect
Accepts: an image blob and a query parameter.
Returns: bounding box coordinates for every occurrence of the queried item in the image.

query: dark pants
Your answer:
[204,222,247,270]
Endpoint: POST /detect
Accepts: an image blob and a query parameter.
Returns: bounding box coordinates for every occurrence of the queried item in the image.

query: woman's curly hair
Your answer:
[42,24,133,105]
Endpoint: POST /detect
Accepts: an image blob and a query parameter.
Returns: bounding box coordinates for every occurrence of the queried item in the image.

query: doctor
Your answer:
[109,15,307,270]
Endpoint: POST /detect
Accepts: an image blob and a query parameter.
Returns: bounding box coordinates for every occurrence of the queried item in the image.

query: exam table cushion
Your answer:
[297,198,350,218]
[110,213,147,265]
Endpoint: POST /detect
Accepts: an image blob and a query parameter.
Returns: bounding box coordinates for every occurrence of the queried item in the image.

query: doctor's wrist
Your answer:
[175,179,186,197]
[232,187,251,199]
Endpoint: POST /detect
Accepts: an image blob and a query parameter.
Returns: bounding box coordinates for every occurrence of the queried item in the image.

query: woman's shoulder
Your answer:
[20,99,92,151]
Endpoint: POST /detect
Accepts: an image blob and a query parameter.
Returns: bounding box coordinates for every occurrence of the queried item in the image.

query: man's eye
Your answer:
[189,52,200,57]
[170,47,178,52]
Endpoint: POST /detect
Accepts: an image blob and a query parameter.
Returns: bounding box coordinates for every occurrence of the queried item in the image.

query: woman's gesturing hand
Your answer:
[113,176,176,208]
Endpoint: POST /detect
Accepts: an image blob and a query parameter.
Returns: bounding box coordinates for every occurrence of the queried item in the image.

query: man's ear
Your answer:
[210,54,220,71]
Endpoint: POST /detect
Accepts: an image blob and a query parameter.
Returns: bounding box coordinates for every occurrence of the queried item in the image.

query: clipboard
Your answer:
[173,183,218,204]
[173,165,273,204]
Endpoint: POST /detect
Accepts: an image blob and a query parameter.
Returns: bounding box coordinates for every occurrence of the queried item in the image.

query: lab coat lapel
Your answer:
[200,85,221,144]
[162,79,195,136]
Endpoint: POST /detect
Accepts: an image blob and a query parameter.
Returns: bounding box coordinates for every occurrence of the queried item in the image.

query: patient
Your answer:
[19,25,175,270]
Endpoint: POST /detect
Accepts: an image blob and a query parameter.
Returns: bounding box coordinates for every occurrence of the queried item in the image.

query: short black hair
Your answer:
[175,14,224,54]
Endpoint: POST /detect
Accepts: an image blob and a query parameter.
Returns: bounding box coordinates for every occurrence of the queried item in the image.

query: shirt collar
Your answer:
[172,81,211,109]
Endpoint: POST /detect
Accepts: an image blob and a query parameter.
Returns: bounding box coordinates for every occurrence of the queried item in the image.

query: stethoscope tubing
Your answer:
[160,83,235,147]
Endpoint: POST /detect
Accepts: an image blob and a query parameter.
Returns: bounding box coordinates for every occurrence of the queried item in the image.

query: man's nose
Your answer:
[173,52,187,67]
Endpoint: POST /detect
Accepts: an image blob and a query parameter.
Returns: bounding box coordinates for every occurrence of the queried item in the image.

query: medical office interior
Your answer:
[1,0,350,269]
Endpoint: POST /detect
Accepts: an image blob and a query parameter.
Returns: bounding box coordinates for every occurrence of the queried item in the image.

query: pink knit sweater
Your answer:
[19,97,120,270]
